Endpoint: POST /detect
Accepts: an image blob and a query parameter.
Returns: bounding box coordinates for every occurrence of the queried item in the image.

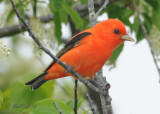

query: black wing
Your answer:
[44,32,91,72]
[25,32,91,90]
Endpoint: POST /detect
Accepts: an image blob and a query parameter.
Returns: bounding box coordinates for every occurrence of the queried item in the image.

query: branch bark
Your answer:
[74,80,78,114]
[86,93,96,114]
[0,14,54,38]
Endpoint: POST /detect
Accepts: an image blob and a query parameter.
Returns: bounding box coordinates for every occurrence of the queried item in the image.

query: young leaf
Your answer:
[59,7,68,24]
[67,99,84,110]
[151,10,160,30]
[107,43,124,65]
[137,26,145,43]
[18,0,25,19]
[49,0,63,11]
[54,11,62,45]
[143,13,152,34]
[7,1,25,22]
[63,2,83,29]
[145,0,159,11]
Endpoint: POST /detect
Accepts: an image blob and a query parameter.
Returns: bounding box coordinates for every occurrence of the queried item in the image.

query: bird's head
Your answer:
[94,19,134,49]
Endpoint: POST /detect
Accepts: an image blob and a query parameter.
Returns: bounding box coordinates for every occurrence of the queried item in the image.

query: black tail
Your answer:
[25,72,48,90]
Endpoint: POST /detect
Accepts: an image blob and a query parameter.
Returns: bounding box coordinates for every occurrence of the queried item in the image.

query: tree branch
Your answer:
[0,14,54,38]
[0,1,104,39]
[74,80,78,114]
[33,0,37,18]
[132,0,160,81]
[53,102,63,114]
[95,0,109,17]
[86,93,96,114]
[88,0,96,26]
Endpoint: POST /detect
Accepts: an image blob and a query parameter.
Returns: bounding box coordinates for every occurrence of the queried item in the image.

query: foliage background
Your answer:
[0,0,160,114]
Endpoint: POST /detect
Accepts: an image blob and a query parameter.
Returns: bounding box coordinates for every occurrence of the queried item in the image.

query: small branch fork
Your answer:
[88,0,109,27]
[132,0,160,81]
[95,0,109,17]
[53,102,63,114]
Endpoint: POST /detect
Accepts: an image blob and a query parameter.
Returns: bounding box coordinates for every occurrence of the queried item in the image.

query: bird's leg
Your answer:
[74,80,78,114]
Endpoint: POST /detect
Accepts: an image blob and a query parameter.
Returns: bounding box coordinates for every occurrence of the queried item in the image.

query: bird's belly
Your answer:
[46,43,112,80]
[60,46,111,79]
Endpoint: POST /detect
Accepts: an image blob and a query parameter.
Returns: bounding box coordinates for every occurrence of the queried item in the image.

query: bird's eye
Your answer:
[114,29,119,34]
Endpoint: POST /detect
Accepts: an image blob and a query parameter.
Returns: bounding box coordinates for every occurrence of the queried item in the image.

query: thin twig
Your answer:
[10,0,100,93]
[95,0,109,17]
[74,80,78,114]
[86,93,96,114]
[53,102,63,114]
[33,0,37,18]
[132,0,160,81]
[88,0,96,26]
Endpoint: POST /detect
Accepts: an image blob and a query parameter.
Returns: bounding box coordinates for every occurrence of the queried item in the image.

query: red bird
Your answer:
[26,19,134,90]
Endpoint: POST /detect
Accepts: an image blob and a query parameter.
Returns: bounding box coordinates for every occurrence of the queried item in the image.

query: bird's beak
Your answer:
[121,35,135,42]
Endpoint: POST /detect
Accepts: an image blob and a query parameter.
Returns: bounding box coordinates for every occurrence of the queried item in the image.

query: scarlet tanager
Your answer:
[26,19,134,90]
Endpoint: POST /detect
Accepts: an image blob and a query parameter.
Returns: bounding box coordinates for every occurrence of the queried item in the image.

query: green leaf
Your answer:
[151,10,160,30]
[0,90,3,108]
[106,2,133,27]
[67,99,83,110]
[132,16,140,34]
[49,0,63,11]
[132,16,144,43]
[24,99,74,114]
[49,0,63,44]
[83,109,91,114]
[1,81,54,113]
[7,1,25,22]
[67,100,74,109]
[59,7,68,24]
[107,43,124,65]
[63,2,83,29]
[80,0,88,4]
[18,0,25,19]
[54,11,62,44]
[136,26,145,43]
[143,13,152,34]
[7,8,15,22]
[145,0,159,11]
